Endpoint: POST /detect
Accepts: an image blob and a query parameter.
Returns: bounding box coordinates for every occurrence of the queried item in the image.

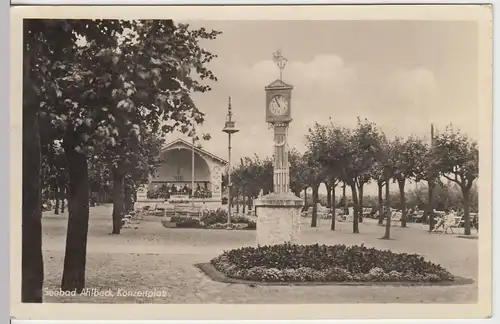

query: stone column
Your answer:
[254,123,303,246]
[254,192,303,246]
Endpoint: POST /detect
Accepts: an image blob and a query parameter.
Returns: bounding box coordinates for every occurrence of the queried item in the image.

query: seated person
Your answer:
[433,215,445,231]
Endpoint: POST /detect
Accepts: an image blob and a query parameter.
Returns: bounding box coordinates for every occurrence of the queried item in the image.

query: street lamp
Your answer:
[222,97,239,225]
[189,127,197,208]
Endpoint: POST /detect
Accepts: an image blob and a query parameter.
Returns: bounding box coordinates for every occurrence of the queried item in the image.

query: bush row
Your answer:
[168,208,256,230]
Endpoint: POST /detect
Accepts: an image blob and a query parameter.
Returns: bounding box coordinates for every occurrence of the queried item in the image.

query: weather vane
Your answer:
[272,49,288,81]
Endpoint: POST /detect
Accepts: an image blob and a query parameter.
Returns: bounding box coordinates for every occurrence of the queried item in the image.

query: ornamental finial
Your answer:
[272,49,288,81]
[227,96,232,121]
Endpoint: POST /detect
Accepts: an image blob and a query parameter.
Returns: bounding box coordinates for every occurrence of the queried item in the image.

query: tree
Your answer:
[414,140,442,231]
[433,126,478,235]
[73,21,219,234]
[289,149,307,197]
[231,154,273,211]
[40,139,68,214]
[391,136,427,227]
[326,176,340,230]
[323,121,345,231]
[305,123,329,228]
[23,18,134,302]
[370,157,387,225]
[334,119,383,233]
[378,136,396,240]
[23,20,44,301]
[32,19,221,293]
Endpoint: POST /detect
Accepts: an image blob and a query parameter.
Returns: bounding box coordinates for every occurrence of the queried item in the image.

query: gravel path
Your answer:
[41,205,478,304]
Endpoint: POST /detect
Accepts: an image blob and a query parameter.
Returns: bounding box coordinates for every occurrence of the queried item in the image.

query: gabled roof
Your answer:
[161,138,228,165]
[265,79,293,90]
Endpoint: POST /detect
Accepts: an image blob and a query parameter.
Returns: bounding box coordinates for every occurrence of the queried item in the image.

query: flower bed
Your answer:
[210,243,454,283]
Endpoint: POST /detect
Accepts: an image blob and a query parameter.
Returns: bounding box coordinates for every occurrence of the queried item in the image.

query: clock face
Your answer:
[269,95,289,116]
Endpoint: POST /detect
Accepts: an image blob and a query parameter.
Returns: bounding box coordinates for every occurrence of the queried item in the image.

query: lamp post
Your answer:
[222,97,239,225]
[190,127,197,208]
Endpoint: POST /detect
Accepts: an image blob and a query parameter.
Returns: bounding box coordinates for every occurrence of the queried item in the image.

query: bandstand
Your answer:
[136,138,228,210]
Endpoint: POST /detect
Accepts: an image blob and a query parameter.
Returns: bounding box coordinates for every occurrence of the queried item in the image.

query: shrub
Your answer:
[201,209,253,226]
[171,216,201,228]
[211,243,454,283]
[201,208,228,226]
[231,215,253,224]
[246,220,257,229]
[207,223,248,230]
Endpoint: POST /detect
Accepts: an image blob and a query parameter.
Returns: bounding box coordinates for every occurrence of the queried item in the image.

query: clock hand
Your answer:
[274,98,280,108]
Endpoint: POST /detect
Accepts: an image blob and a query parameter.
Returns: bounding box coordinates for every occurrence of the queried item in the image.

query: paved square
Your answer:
[42,205,478,303]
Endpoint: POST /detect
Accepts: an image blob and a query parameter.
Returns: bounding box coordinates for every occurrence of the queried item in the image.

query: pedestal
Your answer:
[254,192,303,246]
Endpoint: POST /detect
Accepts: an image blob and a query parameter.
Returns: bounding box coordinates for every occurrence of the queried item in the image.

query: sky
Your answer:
[164,20,479,196]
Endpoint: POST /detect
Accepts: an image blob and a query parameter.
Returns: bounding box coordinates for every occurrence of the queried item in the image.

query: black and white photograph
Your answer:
[11,4,492,320]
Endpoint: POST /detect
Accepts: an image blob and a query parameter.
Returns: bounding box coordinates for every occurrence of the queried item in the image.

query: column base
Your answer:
[254,192,303,246]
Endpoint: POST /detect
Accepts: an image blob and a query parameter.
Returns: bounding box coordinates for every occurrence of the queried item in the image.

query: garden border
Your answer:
[195,263,474,287]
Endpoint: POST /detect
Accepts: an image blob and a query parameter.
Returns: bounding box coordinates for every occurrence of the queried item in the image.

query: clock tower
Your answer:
[265,78,293,194]
[254,49,303,246]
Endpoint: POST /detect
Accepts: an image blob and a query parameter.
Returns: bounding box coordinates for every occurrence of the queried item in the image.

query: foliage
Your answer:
[200,208,228,226]
[26,19,223,296]
[432,126,479,235]
[390,136,428,226]
[289,149,308,195]
[231,155,273,199]
[305,122,329,186]
[433,126,478,191]
[169,209,255,229]
[391,136,428,183]
[211,243,454,283]
[407,182,479,212]
[200,208,253,226]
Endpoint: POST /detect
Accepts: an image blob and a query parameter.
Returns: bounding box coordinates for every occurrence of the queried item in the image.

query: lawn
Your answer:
[41,204,478,303]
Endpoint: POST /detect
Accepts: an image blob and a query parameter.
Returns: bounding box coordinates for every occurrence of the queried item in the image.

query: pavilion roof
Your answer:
[161,138,228,165]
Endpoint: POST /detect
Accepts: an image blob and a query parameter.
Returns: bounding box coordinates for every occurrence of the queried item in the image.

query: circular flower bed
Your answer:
[210,243,454,283]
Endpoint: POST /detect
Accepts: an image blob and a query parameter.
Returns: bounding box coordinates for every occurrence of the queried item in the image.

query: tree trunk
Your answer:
[242,196,246,214]
[61,186,66,213]
[342,183,348,214]
[398,179,407,227]
[377,181,384,225]
[236,197,240,213]
[61,139,90,292]
[382,178,391,239]
[304,188,308,209]
[22,78,44,302]
[326,184,332,208]
[311,184,319,227]
[112,169,125,235]
[427,180,435,231]
[330,184,336,231]
[124,182,133,214]
[96,168,101,206]
[247,195,252,212]
[462,187,471,235]
[358,184,364,223]
[350,183,360,233]
[54,184,60,214]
